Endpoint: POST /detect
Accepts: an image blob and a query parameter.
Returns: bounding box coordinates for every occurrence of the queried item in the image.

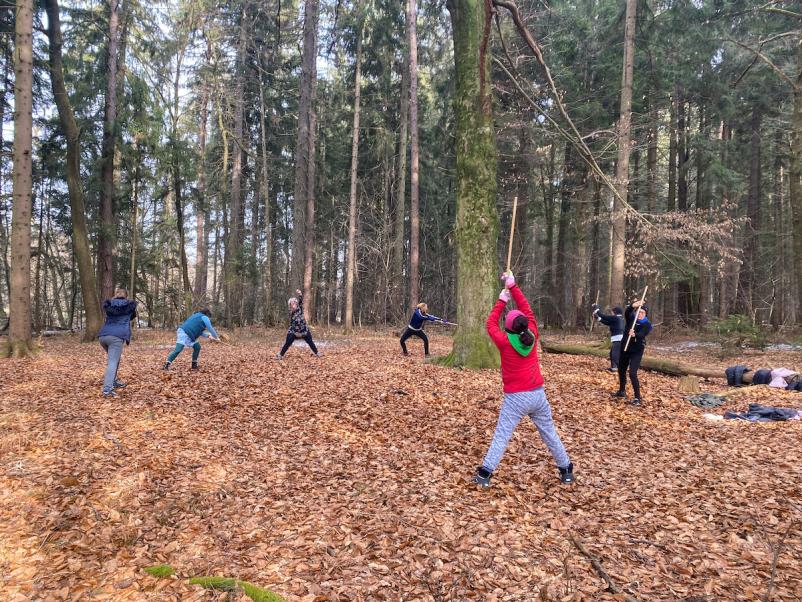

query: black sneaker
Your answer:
[471,466,493,488]
[606,367,617,373]
[191,362,199,370]
[113,380,126,389]
[162,362,171,371]
[558,463,574,484]
[612,390,626,398]
[629,398,642,407]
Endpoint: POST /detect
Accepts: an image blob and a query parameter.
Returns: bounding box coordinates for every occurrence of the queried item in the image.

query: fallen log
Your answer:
[539,340,750,382]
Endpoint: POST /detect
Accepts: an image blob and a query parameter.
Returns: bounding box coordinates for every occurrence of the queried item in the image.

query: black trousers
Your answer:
[609,340,622,369]
[280,331,318,356]
[618,347,644,399]
[400,327,429,355]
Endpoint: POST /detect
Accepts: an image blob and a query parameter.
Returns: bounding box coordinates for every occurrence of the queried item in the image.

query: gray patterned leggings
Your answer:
[481,388,570,472]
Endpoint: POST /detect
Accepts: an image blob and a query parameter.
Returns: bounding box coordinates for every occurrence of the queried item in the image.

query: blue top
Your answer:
[408,308,444,330]
[180,312,218,342]
[98,299,138,343]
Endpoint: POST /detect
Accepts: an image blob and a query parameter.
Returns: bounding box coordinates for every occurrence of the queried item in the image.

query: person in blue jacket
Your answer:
[613,300,652,406]
[592,304,624,372]
[98,287,138,397]
[400,302,447,357]
[162,308,220,370]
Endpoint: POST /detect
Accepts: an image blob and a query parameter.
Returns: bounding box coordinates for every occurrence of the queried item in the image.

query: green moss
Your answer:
[188,576,237,591]
[239,581,285,602]
[143,564,175,578]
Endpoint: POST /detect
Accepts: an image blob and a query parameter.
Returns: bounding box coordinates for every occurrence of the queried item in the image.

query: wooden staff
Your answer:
[589,289,600,334]
[505,196,518,277]
[623,286,648,352]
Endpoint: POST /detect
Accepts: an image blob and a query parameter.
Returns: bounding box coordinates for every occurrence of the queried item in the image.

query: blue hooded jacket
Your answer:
[98,299,138,343]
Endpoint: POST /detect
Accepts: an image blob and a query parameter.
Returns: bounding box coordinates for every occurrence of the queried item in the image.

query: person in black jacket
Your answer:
[592,304,624,372]
[400,303,447,357]
[276,290,320,359]
[613,300,652,406]
[98,287,138,397]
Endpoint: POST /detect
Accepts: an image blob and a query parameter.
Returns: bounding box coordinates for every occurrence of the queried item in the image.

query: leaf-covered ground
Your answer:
[1,330,801,601]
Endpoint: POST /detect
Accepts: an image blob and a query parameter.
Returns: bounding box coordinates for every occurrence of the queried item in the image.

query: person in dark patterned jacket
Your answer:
[276,289,320,359]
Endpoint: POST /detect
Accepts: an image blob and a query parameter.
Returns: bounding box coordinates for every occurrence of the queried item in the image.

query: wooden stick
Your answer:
[505,196,518,275]
[569,533,641,602]
[589,289,600,334]
[623,285,648,352]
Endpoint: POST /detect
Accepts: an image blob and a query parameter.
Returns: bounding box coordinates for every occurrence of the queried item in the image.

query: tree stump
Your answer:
[679,375,700,393]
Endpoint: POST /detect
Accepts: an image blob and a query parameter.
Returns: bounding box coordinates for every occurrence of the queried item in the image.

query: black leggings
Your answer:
[280,331,318,356]
[400,327,429,355]
[618,348,644,399]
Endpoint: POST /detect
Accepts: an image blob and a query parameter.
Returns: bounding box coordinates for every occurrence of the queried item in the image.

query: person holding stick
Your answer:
[276,290,321,359]
[591,304,624,372]
[472,272,574,487]
[162,307,220,370]
[98,287,137,397]
[399,303,450,357]
[613,299,652,406]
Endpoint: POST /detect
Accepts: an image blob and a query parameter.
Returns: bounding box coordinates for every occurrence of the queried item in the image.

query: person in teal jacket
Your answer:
[162,308,220,370]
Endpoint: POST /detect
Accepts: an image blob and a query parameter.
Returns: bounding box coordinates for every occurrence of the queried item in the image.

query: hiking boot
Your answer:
[402,351,409,356]
[471,466,493,488]
[162,362,171,371]
[629,398,642,407]
[558,463,574,484]
[191,362,199,370]
[612,390,626,398]
[313,352,322,358]
[113,380,126,389]
[102,390,119,398]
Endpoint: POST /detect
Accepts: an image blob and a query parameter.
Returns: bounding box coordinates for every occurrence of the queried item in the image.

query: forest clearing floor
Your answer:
[1,330,801,601]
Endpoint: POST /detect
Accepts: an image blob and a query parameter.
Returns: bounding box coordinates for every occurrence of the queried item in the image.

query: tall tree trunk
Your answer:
[194,51,211,302]
[408,0,421,310]
[259,69,272,324]
[293,0,319,318]
[394,56,409,316]
[646,99,658,212]
[97,0,121,302]
[793,33,802,322]
[344,24,364,333]
[45,0,103,341]
[445,0,499,368]
[129,146,140,301]
[668,89,678,210]
[6,0,34,356]
[171,50,192,311]
[742,107,762,317]
[609,0,636,307]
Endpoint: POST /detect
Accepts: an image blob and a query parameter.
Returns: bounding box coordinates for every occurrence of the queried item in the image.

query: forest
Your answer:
[2,1,802,601]
[3,0,802,351]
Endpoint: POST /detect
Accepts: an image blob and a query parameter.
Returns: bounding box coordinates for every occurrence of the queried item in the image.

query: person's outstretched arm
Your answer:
[201,314,219,340]
[507,275,538,339]
[486,291,509,348]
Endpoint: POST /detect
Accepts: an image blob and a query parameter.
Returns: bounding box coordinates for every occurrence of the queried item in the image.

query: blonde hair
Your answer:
[417,302,428,314]
[288,297,298,308]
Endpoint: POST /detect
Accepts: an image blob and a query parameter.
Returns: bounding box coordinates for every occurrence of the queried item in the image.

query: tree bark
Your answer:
[445,0,500,368]
[194,44,211,302]
[98,0,122,302]
[258,68,272,324]
[7,0,35,356]
[394,55,409,316]
[609,0,637,308]
[344,24,364,333]
[171,50,192,311]
[293,0,320,319]
[540,340,750,382]
[793,31,802,322]
[45,0,103,342]
[742,106,762,317]
[408,0,421,311]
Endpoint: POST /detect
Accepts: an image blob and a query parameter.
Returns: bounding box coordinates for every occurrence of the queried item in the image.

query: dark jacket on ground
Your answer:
[98,299,137,344]
[623,305,652,354]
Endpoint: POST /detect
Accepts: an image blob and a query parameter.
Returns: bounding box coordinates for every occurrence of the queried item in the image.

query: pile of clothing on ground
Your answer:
[725,365,802,391]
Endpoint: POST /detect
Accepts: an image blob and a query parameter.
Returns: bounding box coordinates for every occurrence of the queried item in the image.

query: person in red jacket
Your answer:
[472,272,574,487]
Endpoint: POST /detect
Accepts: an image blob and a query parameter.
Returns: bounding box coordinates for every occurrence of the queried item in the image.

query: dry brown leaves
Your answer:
[0,330,800,601]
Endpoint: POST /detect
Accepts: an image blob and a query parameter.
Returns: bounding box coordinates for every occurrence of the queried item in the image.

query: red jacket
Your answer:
[486,284,544,393]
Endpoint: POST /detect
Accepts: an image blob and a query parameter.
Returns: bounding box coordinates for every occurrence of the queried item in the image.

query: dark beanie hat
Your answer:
[613,306,623,315]
[640,305,649,315]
